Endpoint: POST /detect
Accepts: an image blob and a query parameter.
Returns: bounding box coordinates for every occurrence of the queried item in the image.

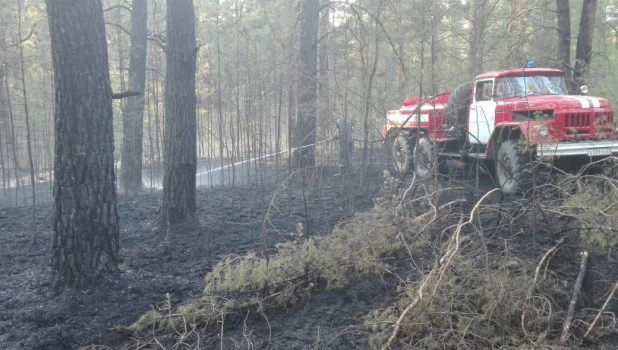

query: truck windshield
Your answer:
[495,75,568,99]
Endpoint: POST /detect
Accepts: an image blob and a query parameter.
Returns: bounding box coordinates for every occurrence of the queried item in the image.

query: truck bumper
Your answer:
[537,140,618,158]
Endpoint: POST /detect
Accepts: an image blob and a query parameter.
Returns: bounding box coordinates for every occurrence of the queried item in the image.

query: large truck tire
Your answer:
[413,136,434,178]
[496,139,533,194]
[388,132,414,177]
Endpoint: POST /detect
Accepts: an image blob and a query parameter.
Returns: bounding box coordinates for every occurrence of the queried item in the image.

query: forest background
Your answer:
[1,0,618,197]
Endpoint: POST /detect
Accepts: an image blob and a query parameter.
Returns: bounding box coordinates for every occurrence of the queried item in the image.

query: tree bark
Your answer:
[318,0,331,139]
[0,13,8,190]
[560,251,589,344]
[293,0,319,169]
[574,0,597,90]
[47,0,120,289]
[119,0,148,194]
[0,62,8,190]
[555,0,575,92]
[469,0,486,78]
[556,0,571,68]
[17,0,38,244]
[159,0,197,227]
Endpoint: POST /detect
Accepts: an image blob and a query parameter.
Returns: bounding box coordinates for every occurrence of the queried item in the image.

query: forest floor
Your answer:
[1,161,618,349]
[0,163,393,349]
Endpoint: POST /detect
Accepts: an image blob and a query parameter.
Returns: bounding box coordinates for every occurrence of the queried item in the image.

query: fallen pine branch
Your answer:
[521,237,565,336]
[560,251,589,344]
[410,199,467,224]
[584,281,618,339]
[380,278,428,350]
[533,237,564,290]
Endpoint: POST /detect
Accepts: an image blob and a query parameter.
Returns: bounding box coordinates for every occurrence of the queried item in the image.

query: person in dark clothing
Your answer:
[333,118,353,175]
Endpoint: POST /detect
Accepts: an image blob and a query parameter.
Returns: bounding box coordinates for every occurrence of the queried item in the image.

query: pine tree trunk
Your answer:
[120,0,148,194]
[159,0,197,227]
[574,0,598,90]
[555,0,575,92]
[469,1,485,78]
[318,0,331,138]
[293,0,318,169]
[0,17,11,189]
[47,0,120,289]
[556,0,571,67]
[0,63,8,190]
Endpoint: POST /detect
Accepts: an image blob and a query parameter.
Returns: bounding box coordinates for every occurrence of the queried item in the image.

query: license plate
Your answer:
[587,148,611,156]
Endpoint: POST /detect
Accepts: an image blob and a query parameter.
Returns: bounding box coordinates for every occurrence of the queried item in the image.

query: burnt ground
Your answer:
[1,162,618,349]
[0,164,392,349]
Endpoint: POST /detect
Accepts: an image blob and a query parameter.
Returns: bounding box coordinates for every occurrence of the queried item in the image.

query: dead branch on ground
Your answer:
[560,251,589,344]
[584,281,618,339]
[532,237,564,289]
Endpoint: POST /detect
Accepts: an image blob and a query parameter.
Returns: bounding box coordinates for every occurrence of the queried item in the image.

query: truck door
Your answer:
[468,79,496,145]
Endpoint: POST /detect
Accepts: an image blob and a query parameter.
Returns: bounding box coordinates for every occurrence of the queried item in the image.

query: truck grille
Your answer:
[564,113,590,128]
[562,112,614,138]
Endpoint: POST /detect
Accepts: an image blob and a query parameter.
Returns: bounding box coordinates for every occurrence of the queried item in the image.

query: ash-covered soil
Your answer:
[0,165,390,349]
[2,162,617,350]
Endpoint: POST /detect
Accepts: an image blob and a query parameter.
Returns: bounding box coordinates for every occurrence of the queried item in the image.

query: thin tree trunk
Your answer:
[318,0,331,140]
[429,13,439,95]
[215,0,225,186]
[152,62,163,176]
[0,13,15,200]
[0,12,7,192]
[0,63,8,192]
[361,3,382,173]
[293,0,319,168]
[5,44,25,203]
[469,1,485,77]
[17,0,38,244]
[146,71,155,187]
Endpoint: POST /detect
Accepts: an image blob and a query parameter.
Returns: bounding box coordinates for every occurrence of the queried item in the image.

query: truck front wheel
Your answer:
[390,133,413,177]
[496,139,532,194]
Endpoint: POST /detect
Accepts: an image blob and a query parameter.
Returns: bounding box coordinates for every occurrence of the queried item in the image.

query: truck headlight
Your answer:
[535,124,549,137]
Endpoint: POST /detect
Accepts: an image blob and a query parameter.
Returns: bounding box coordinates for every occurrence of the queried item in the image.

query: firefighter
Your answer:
[332,118,353,176]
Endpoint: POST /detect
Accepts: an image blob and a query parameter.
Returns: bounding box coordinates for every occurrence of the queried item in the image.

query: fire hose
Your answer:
[195,139,333,177]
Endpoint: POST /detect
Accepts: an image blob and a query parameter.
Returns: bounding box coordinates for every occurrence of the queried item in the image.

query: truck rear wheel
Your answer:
[390,133,413,177]
[496,139,532,194]
[413,136,434,178]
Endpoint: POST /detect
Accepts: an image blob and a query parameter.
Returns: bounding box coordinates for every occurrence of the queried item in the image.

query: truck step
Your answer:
[439,152,487,160]
[467,153,487,159]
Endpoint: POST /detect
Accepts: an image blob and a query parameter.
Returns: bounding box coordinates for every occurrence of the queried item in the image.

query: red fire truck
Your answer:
[383,66,618,194]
